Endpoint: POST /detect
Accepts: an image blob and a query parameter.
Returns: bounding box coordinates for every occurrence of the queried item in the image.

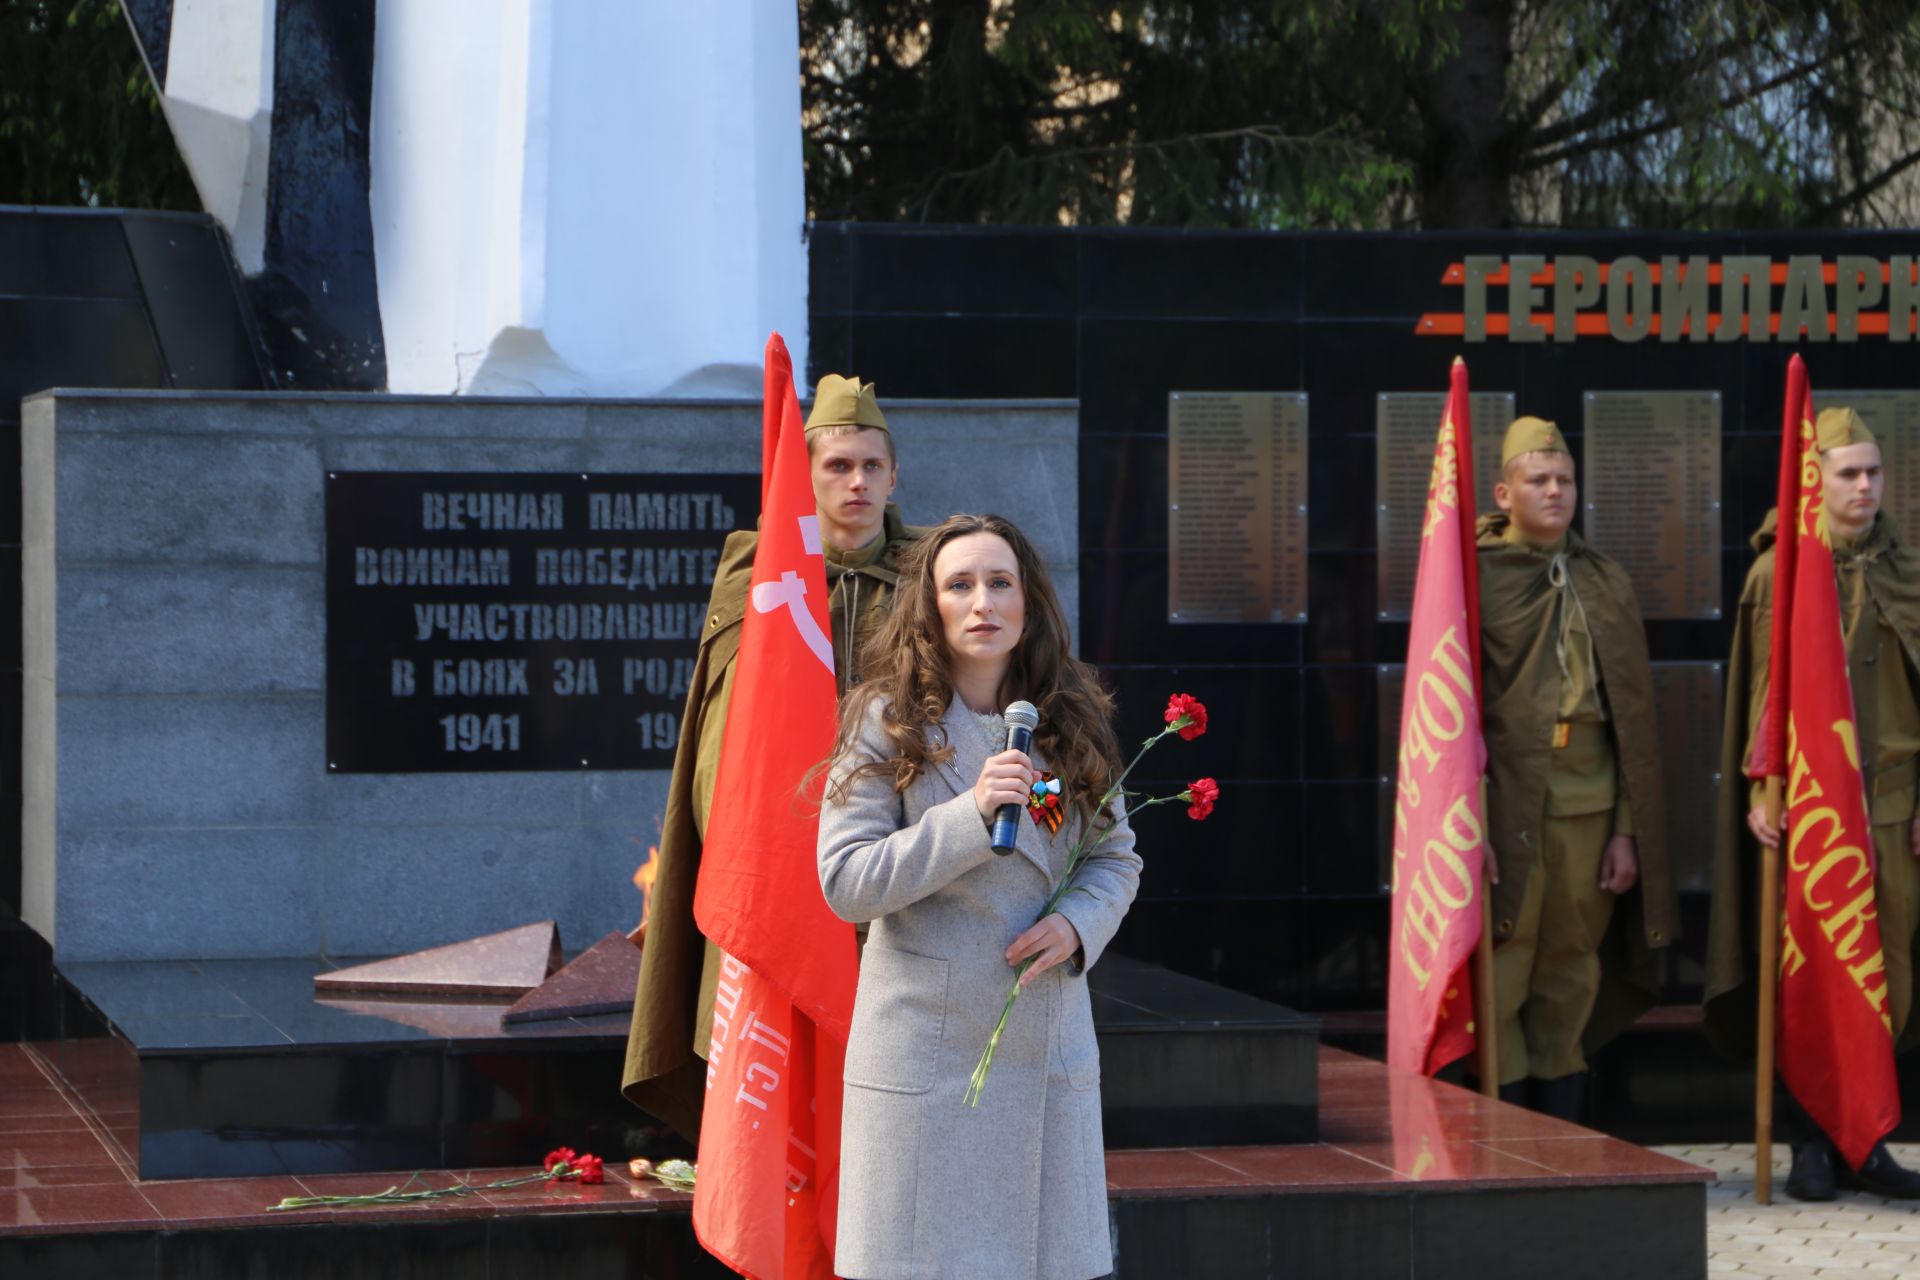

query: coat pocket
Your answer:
[844,945,950,1095]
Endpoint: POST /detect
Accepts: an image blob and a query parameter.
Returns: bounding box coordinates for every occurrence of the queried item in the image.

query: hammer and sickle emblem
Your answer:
[750,518,834,674]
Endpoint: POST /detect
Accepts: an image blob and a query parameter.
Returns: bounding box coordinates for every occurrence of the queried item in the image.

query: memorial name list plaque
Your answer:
[326,471,757,772]
[1167,391,1308,623]
[1374,391,1514,620]
[1581,391,1722,619]
[1814,390,1920,537]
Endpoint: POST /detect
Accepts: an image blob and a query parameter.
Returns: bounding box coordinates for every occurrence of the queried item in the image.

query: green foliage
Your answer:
[801,0,1920,229]
[0,0,198,209]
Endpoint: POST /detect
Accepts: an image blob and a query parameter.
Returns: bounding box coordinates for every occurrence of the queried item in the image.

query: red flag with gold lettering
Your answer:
[1755,354,1900,1170]
[690,333,858,1278]
[1388,357,1490,1075]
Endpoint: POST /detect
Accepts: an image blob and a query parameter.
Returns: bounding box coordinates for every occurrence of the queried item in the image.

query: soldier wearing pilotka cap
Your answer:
[1476,415,1674,1120]
[1707,406,1920,1201]
[620,374,926,1141]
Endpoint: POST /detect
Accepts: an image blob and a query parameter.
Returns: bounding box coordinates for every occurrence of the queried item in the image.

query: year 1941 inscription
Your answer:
[326,472,758,772]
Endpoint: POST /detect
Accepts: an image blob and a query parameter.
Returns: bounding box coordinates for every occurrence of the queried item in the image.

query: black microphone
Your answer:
[991,701,1040,854]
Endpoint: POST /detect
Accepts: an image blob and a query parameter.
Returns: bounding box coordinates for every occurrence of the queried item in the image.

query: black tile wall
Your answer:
[121,214,263,391]
[814,225,1914,1020]
[0,298,167,406]
[1079,229,1303,320]
[0,211,144,301]
[847,314,1077,399]
[850,224,1077,316]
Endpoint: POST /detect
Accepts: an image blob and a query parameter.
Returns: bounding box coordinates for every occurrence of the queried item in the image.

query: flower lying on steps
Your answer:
[267,1147,606,1210]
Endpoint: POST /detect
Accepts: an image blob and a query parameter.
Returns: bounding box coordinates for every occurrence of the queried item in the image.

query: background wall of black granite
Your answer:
[807,222,1920,1014]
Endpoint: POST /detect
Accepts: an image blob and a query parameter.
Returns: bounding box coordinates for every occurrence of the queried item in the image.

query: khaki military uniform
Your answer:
[1477,514,1673,1086]
[620,506,921,1139]
[1706,510,1920,1054]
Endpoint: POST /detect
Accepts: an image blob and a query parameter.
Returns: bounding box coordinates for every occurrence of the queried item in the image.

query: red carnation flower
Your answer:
[544,1147,577,1173]
[573,1153,605,1184]
[1185,778,1219,821]
[1165,694,1208,741]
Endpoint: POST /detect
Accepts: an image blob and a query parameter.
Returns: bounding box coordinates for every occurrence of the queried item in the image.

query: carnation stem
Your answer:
[962,725,1186,1107]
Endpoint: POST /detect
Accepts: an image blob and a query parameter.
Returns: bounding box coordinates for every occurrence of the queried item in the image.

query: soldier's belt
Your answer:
[1550,720,1609,750]
[1871,756,1920,798]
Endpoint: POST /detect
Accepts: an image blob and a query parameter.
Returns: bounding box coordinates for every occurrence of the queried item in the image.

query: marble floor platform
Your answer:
[0,1042,1711,1279]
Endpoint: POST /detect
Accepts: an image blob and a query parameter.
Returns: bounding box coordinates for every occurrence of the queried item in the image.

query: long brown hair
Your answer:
[825,514,1121,828]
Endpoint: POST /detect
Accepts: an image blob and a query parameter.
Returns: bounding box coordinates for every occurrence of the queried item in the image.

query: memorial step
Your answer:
[45,951,1318,1180]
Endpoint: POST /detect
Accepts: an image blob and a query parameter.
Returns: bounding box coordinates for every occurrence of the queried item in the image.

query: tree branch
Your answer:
[1521,49,1844,172]
[1526,32,1816,152]
[1807,142,1920,221]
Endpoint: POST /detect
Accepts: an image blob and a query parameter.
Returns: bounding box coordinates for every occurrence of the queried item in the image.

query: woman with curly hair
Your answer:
[818,513,1140,1280]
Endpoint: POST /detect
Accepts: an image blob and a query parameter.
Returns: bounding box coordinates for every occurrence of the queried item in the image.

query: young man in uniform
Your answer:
[1707,406,1920,1200]
[620,375,924,1139]
[1478,415,1673,1120]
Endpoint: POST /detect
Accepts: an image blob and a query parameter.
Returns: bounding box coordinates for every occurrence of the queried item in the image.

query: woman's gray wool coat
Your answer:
[818,695,1142,1280]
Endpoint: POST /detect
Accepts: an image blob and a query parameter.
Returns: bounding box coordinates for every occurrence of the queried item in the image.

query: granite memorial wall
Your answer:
[807,224,1920,1012]
[21,391,1076,962]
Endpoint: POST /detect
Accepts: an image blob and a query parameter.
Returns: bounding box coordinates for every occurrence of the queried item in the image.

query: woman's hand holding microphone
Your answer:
[972,750,1084,983]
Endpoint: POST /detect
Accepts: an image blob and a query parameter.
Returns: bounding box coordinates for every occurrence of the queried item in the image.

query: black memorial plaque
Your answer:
[1582,391,1722,619]
[1652,662,1722,893]
[1814,390,1920,537]
[326,472,758,772]
[1167,391,1308,623]
[1374,391,1513,620]
[1376,664,1404,893]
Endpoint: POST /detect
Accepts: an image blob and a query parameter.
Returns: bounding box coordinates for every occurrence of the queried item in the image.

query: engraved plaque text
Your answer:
[1582,391,1723,619]
[1168,392,1309,623]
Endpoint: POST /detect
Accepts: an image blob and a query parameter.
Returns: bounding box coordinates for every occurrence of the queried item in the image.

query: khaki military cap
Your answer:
[1501,415,1569,467]
[805,374,890,434]
[1815,405,1877,451]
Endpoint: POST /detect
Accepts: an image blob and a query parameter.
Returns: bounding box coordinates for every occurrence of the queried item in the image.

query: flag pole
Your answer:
[1454,356,1496,1101]
[1475,859,1498,1098]
[1755,775,1783,1205]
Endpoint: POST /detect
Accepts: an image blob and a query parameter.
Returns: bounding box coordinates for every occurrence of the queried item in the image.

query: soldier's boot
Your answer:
[1840,1142,1920,1199]
[1535,1071,1588,1124]
[1785,1133,1838,1203]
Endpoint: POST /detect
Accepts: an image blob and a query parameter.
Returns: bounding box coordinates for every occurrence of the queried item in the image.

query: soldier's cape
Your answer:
[1705,508,1920,1057]
[1475,512,1676,1053]
[620,504,919,1139]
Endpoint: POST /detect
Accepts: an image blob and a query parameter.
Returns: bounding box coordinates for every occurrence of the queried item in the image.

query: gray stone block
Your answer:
[28,392,323,438]
[26,391,1079,961]
[318,436,591,474]
[576,824,657,943]
[579,769,671,828]
[324,824,595,955]
[584,400,758,448]
[57,434,323,564]
[57,567,324,695]
[322,396,592,442]
[577,431,761,475]
[58,696,326,829]
[890,404,1078,571]
[55,827,327,961]
[22,398,57,940]
[323,771,583,828]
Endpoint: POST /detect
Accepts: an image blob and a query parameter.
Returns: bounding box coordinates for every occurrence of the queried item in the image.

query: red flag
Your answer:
[1748,357,1807,780]
[690,333,858,1278]
[1764,354,1901,1169]
[1388,357,1491,1075]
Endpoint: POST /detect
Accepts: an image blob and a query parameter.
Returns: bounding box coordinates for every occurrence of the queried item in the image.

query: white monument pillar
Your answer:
[369,0,809,396]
